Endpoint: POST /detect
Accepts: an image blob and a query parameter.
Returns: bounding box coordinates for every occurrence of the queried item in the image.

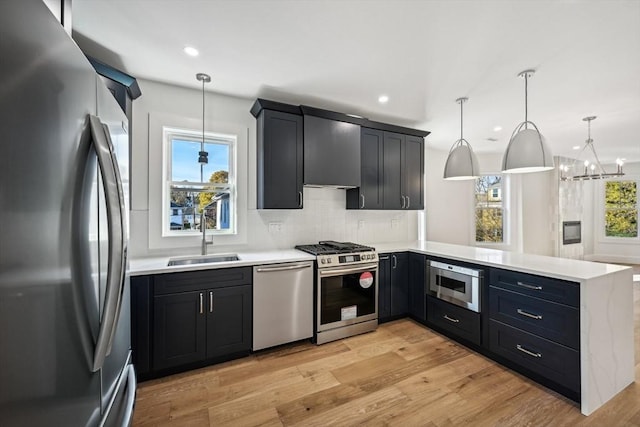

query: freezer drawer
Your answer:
[252,262,314,350]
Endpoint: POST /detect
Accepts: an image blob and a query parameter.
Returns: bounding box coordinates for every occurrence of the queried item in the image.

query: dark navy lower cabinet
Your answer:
[378,252,408,322]
[427,296,481,346]
[488,267,581,397]
[489,320,580,392]
[408,252,427,323]
[133,267,253,379]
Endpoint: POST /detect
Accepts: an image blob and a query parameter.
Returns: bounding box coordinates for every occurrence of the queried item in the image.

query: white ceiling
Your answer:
[73,0,640,164]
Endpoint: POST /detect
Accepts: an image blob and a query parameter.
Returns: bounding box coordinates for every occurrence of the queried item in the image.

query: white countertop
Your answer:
[129,240,630,281]
[129,249,315,276]
[373,240,630,282]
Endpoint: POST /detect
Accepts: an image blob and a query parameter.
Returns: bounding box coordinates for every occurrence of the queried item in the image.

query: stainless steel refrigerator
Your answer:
[0,1,136,425]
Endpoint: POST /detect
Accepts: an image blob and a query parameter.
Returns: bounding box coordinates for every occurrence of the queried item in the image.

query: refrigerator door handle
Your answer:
[101,121,129,355]
[89,115,126,372]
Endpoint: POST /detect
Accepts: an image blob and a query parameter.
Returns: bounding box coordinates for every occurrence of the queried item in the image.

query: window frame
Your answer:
[161,126,237,237]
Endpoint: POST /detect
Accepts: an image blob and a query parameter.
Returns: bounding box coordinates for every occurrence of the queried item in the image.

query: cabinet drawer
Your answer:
[154,267,252,295]
[489,287,579,350]
[489,268,579,307]
[489,320,580,392]
[427,296,480,345]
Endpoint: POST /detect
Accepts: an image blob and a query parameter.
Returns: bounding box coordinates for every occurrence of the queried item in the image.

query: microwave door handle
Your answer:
[89,115,125,372]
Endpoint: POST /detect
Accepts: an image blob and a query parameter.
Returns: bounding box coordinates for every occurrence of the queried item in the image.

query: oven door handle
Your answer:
[319,263,378,277]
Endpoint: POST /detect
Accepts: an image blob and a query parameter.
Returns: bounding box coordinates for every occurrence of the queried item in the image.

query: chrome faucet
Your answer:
[200,201,216,255]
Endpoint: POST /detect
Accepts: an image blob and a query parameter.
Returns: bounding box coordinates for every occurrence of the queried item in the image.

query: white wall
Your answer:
[425,148,556,256]
[129,79,417,258]
[424,149,474,245]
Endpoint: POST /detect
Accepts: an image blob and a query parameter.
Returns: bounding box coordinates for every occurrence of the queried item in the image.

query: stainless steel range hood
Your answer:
[301,106,362,189]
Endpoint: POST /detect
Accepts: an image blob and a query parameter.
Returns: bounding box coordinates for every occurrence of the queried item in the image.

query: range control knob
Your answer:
[320,258,326,264]
[327,258,332,263]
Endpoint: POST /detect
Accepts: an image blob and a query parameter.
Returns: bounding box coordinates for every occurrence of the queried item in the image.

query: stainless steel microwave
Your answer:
[428,260,483,312]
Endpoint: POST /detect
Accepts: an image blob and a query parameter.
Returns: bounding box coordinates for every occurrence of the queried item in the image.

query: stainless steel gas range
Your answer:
[295,241,378,344]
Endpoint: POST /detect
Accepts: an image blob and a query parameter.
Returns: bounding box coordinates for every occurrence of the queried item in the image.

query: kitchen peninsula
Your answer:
[374,240,635,416]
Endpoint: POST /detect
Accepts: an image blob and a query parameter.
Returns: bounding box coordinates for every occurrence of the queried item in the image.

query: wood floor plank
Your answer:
[207,371,340,424]
[287,386,410,427]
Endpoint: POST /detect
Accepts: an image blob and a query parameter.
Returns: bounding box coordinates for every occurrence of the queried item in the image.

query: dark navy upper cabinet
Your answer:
[252,100,303,209]
[349,130,424,211]
[382,132,405,210]
[383,132,425,210]
[347,128,384,209]
[404,135,425,210]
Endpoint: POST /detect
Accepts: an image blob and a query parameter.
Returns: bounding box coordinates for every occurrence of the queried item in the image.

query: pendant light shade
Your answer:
[444,97,480,180]
[502,70,554,174]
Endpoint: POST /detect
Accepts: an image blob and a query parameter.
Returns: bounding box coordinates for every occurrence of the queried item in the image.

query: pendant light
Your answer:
[560,116,625,181]
[196,72,211,182]
[443,97,480,180]
[502,69,554,173]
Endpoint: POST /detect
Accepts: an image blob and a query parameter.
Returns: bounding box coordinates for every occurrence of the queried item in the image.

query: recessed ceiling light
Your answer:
[486,137,498,142]
[572,145,581,150]
[183,46,199,57]
[493,126,502,132]
[378,95,389,104]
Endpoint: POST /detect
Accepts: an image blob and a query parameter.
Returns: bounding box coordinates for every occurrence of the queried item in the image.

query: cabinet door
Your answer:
[378,253,392,320]
[207,285,252,358]
[382,132,404,209]
[153,291,206,371]
[403,135,424,210]
[390,253,409,316]
[360,128,384,209]
[408,252,426,322]
[257,109,303,209]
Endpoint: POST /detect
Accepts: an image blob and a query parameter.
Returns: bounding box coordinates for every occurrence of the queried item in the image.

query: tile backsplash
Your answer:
[249,187,417,249]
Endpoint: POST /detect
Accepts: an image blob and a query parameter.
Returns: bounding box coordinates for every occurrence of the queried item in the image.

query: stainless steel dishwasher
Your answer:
[252,261,314,350]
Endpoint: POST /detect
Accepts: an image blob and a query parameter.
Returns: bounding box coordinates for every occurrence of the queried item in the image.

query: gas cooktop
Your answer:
[295,241,375,255]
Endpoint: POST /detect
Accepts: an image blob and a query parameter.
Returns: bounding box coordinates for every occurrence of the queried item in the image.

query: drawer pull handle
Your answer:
[209,291,214,313]
[515,281,543,291]
[517,308,543,320]
[199,293,204,314]
[516,344,542,358]
[443,315,460,323]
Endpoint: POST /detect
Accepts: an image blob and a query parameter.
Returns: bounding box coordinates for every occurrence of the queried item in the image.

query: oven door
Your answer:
[317,263,378,332]
[429,265,479,312]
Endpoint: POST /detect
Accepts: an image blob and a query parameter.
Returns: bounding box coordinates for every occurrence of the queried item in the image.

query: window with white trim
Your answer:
[475,175,503,243]
[604,180,638,238]
[163,127,236,236]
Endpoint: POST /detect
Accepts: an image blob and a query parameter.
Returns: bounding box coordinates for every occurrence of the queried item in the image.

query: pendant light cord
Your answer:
[524,72,528,129]
[460,98,463,140]
[200,78,205,182]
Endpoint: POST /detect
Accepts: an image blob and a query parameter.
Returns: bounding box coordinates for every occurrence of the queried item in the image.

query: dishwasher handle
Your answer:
[255,263,312,273]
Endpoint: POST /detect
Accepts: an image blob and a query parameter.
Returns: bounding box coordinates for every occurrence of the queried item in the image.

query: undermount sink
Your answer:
[167,254,240,267]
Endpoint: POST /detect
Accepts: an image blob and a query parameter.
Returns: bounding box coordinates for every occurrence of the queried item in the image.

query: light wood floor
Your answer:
[133,280,640,426]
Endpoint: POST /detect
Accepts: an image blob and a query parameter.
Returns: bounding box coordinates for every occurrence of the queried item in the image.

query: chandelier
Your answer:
[560,116,624,181]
